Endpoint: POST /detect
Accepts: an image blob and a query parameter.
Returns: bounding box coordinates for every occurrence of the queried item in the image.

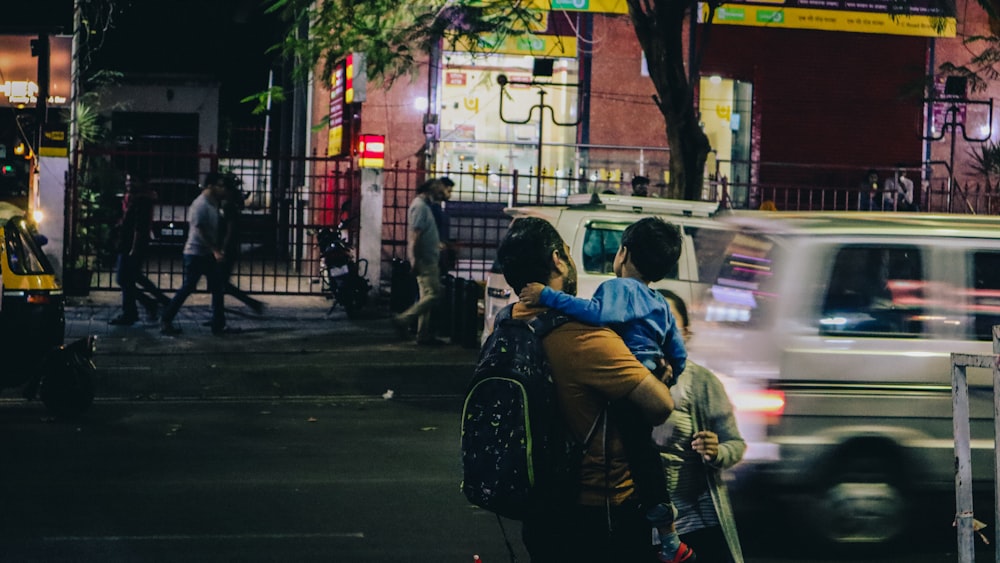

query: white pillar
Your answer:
[358,167,384,297]
[38,155,68,275]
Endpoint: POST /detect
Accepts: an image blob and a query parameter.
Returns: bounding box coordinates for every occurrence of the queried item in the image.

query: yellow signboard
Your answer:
[453,33,578,57]
[527,0,628,14]
[701,3,956,37]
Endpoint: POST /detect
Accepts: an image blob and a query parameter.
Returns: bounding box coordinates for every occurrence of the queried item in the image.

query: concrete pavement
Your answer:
[63,291,480,401]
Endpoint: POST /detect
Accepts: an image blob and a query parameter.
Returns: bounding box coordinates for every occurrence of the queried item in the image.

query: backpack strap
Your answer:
[526,309,571,338]
[495,303,570,339]
[494,303,514,325]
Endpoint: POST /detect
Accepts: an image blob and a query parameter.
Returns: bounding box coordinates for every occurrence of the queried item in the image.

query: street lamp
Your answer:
[497,66,580,196]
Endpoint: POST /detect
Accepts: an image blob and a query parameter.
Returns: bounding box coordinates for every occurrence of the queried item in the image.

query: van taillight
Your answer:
[733,390,785,416]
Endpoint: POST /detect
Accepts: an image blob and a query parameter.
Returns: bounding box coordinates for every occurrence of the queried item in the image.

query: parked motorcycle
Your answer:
[316,218,370,319]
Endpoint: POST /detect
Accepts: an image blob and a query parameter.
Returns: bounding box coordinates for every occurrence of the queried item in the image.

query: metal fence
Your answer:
[67,148,1000,298]
[70,148,359,296]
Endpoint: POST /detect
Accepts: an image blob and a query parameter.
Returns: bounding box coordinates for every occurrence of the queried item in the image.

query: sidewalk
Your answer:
[64,291,480,401]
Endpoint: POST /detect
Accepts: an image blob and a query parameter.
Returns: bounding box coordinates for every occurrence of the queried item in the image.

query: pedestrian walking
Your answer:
[392,178,446,345]
[160,172,228,336]
[218,173,265,314]
[498,216,675,562]
[109,172,170,325]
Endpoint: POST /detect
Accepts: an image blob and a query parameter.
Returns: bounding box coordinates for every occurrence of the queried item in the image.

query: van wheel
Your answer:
[808,453,909,548]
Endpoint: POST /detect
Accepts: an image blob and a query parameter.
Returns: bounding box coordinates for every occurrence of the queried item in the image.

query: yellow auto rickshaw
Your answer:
[0,203,96,418]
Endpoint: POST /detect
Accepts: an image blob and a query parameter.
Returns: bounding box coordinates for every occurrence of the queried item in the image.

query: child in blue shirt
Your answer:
[519,216,693,563]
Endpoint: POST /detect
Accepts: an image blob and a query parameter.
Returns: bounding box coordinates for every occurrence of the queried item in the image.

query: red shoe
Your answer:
[659,542,696,563]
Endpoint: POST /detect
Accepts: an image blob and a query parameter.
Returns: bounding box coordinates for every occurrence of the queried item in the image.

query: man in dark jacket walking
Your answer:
[109,173,169,325]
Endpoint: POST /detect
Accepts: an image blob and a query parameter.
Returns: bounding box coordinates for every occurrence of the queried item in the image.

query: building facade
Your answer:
[310,0,997,210]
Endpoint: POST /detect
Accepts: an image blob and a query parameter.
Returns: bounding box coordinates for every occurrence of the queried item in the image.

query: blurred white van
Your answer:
[696,211,1000,548]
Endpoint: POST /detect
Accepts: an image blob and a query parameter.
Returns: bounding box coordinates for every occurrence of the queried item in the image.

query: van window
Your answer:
[689,225,736,284]
[582,226,622,274]
[971,252,1000,341]
[704,231,776,327]
[820,245,924,337]
[582,221,680,279]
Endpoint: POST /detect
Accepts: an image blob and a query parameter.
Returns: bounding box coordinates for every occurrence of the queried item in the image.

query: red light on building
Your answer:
[357,134,385,169]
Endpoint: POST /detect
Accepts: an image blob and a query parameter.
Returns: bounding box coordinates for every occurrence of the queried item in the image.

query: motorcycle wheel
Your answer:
[39,355,95,419]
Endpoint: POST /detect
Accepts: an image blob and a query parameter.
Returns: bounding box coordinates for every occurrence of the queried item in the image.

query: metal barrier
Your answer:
[951,325,1000,562]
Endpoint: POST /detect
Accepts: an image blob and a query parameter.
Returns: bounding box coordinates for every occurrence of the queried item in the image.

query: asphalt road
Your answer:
[0,294,989,561]
[1,398,994,563]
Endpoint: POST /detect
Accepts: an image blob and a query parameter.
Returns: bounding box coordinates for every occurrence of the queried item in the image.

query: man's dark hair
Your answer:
[440,177,455,188]
[620,217,681,282]
[631,175,649,188]
[223,172,243,191]
[497,217,566,293]
[204,171,224,187]
[416,179,438,194]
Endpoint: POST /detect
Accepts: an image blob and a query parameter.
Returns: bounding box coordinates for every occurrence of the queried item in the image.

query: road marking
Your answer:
[44,532,364,542]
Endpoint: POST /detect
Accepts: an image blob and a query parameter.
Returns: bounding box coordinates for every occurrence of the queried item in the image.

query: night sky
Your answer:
[90,0,285,125]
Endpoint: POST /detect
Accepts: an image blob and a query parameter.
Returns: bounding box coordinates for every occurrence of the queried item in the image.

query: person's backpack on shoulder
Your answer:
[461,304,595,520]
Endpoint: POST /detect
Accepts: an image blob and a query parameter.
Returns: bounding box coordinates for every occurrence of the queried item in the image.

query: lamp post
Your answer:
[497,73,580,196]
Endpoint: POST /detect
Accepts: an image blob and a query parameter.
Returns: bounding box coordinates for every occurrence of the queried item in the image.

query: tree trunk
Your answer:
[628,0,712,201]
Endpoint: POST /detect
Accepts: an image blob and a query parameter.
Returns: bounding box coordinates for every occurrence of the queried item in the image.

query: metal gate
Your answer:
[69,147,358,296]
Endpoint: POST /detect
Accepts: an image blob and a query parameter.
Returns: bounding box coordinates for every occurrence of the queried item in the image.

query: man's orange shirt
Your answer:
[512,303,653,506]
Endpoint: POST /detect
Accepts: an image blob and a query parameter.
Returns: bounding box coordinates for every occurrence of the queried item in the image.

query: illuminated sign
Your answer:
[454,33,578,57]
[0,36,72,107]
[528,0,628,14]
[328,63,345,157]
[699,0,956,37]
[357,134,385,169]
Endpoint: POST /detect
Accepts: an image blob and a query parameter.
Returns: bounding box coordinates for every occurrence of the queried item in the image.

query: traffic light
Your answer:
[0,164,14,176]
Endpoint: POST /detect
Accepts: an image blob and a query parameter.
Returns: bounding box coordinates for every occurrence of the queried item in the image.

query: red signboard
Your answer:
[446,72,467,86]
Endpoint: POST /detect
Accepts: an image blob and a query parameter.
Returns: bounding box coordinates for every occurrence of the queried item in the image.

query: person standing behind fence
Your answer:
[887,169,918,212]
[858,169,881,211]
[160,173,228,336]
[218,173,265,315]
[392,179,445,346]
[632,175,651,197]
[109,172,170,326]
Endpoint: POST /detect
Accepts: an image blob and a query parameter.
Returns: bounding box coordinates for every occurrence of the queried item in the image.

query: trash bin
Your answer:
[434,274,455,337]
[460,280,484,348]
[450,278,483,348]
[390,258,417,313]
[449,278,469,345]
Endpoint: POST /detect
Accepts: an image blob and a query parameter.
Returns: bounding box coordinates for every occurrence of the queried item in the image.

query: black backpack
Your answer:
[461,305,590,520]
